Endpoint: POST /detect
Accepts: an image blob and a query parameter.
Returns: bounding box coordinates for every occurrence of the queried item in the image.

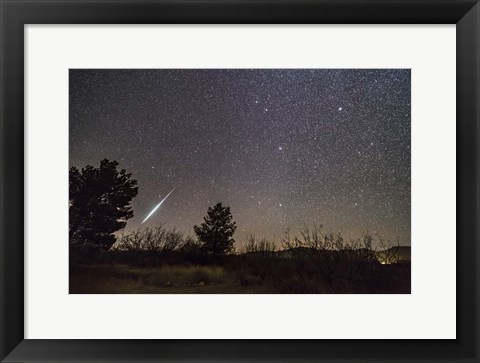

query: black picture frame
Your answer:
[1,0,478,362]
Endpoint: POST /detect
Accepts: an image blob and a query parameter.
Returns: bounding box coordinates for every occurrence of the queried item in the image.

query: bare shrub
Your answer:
[376,236,402,264]
[180,236,204,252]
[236,235,277,285]
[241,234,277,254]
[278,225,403,292]
[113,225,190,253]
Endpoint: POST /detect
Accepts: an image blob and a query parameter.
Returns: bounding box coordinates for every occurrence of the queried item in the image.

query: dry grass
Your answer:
[69,264,274,294]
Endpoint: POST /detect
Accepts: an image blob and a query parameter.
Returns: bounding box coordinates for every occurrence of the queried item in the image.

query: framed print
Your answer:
[1,0,479,362]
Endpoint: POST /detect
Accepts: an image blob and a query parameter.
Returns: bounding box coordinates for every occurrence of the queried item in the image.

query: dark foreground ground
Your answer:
[70,264,275,293]
[69,249,411,294]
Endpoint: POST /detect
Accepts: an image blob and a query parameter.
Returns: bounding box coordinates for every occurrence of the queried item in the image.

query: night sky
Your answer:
[70,69,411,245]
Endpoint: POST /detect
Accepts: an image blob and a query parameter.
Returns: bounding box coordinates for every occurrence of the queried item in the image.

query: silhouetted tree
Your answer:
[194,202,236,257]
[69,159,138,250]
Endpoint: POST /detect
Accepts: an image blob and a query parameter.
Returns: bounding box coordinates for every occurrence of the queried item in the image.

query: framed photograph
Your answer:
[1,0,478,362]
[67,68,412,295]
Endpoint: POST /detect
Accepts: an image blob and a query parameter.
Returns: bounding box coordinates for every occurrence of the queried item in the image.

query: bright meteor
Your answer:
[141,187,176,224]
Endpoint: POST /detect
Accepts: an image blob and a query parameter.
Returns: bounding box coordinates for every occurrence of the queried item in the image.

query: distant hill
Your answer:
[376,246,411,263]
[260,246,411,264]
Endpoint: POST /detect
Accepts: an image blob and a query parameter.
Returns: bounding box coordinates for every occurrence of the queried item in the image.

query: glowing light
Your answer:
[141,187,176,224]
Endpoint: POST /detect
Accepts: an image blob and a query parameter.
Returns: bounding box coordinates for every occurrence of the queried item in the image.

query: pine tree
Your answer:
[194,202,237,257]
[69,159,138,249]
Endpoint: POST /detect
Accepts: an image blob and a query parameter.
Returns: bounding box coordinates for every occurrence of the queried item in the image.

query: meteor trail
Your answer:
[141,187,176,224]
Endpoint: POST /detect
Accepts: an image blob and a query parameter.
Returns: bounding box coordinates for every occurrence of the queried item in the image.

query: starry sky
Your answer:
[70,69,411,246]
